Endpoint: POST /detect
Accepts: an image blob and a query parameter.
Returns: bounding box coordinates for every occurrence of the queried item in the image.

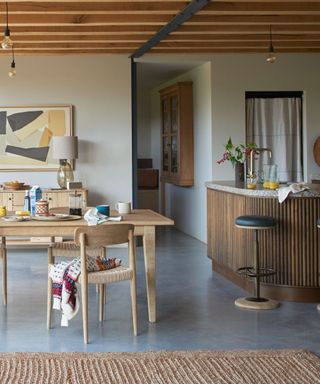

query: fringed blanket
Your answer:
[49,256,121,326]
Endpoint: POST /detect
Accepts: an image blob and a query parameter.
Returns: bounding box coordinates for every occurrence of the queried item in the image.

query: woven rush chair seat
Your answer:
[87,266,133,284]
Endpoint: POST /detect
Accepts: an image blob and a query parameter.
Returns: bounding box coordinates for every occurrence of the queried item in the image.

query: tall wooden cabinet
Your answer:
[159,82,193,187]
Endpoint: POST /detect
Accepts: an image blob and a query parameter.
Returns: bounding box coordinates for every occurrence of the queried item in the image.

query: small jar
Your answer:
[35,199,49,215]
[0,206,6,217]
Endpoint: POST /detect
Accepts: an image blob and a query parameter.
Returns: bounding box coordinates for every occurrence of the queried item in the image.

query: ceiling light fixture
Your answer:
[8,45,16,77]
[2,2,13,49]
[266,25,276,63]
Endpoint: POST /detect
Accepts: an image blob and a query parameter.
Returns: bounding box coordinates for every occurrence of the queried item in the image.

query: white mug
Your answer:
[115,201,131,215]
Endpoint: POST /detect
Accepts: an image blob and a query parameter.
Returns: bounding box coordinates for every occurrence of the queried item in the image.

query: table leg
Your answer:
[1,237,7,306]
[143,226,156,323]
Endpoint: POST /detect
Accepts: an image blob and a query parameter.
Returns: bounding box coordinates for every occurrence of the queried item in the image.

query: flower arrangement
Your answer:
[217,137,256,167]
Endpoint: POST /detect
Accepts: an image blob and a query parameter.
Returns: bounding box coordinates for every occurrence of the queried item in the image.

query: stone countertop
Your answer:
[205,181,320,198]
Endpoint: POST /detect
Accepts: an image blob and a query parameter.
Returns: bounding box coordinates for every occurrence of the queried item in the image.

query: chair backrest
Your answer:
[74,224,134,247]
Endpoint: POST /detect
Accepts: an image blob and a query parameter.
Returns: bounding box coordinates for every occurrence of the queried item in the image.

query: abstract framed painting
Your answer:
[0,105,73,171]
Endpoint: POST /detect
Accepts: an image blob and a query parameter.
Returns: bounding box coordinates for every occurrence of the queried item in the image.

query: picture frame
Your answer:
[0,105,73,171]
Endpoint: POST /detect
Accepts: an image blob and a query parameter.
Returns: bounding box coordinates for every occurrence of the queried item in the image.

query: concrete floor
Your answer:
[1,227,320,353]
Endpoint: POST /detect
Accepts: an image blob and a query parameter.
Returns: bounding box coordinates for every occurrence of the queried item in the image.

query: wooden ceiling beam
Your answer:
[0,14,172,24]
[0,2,188,13]
[10,34,152,41]
[156,40,320,48]
[188,15,320,24]
[201,2,320,14]
[9,42,140,48]
[175,24,320,33]
[165,33,320,41]
[8,25,160,33]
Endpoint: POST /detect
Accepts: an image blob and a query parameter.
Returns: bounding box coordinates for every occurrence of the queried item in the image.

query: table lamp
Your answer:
[52,136,78,189]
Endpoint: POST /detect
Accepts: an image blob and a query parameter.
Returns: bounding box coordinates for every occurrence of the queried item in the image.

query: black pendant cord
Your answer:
[4,2,10,35]
[11,45,15,67]
[269,25,274,51]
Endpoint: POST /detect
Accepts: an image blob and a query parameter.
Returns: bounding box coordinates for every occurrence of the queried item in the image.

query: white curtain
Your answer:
[246,97,303,183]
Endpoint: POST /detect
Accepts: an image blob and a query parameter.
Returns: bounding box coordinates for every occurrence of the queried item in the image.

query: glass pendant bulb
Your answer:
[266,25,276,63]
[2,3,13,50]
[8,46,16,77]
[266,44,276,63]
[8,67,16,77]
[1,34,13,49]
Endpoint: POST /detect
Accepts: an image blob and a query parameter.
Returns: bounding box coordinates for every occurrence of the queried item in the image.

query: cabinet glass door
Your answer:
[162,136,169,172]
[162,99,169,134]
[170,95,178,173]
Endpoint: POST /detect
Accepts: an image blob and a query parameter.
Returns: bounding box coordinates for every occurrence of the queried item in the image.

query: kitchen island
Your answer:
[206,181,320,302]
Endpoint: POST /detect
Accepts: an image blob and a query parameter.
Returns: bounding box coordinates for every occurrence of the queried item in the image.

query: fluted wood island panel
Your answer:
[207,182,320,302]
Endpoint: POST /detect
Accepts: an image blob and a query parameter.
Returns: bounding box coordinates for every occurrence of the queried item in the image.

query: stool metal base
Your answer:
[235,297,279,310]
[317,303,320,311]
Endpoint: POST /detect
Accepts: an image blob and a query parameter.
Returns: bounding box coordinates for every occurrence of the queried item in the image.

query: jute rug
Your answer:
[0,349,319,384]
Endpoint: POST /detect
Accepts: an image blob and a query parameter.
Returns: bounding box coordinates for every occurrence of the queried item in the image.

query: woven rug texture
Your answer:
[0,349,319,384]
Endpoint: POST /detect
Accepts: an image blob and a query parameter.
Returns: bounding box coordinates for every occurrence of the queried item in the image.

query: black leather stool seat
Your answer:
[235,215,277,228]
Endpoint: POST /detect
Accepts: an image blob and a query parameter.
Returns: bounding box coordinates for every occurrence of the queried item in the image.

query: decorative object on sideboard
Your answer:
[52,136,78,189]
[8,44,16,77]
[1,2,13,49]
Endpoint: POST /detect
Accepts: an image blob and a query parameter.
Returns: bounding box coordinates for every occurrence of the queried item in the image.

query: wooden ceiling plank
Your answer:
[9,25,160,33]
[156,41,320,48]
[11,42,140,48]
[0,2,189,13]
[0,14,173,24]
[175,24,320,33]
[187,15,320,24]
[11,34,152,41]
[165,33,320,41]
[201,2,320,14]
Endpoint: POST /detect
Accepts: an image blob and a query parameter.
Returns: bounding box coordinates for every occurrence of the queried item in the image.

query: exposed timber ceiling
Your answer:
[1,0,320,56]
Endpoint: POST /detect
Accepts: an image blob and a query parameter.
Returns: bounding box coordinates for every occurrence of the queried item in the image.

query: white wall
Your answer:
[211,53,320,182]
[137,87,151,158]
[149,62,212,243]
[0,55,132,206]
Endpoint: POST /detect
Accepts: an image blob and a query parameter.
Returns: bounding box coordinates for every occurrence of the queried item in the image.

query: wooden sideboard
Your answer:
[0,188,87,212]
[0,188,88,247]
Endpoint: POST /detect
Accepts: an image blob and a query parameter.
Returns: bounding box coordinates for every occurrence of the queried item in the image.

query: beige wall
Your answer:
[0,55,132,207]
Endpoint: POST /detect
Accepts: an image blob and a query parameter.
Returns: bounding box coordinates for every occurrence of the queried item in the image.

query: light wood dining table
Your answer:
[0,209,174,323]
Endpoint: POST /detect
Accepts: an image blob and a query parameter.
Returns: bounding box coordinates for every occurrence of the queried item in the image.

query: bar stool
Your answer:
[235,215,279,310]
[317,218,320,312]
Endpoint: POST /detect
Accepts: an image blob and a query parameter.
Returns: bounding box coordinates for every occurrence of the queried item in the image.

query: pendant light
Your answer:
[2,2,13,49]
[8,45,16,77]
[266,25,276,63]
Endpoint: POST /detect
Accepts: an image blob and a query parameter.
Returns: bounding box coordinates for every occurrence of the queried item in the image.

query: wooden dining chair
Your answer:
[47,224,137,344]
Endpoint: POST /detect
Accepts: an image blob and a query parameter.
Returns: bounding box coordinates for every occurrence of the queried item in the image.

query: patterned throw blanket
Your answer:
[49,256,121,326]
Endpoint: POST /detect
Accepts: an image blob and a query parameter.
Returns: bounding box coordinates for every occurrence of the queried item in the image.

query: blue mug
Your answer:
[96,205,110,216]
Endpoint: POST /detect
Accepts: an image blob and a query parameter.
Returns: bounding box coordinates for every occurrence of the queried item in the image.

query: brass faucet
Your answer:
[248,148,272,179]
